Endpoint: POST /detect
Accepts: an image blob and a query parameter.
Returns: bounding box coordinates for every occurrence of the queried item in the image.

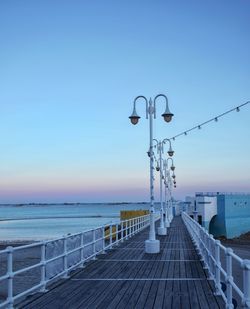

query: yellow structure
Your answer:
[120,210,149,220]
[104,210,149,240]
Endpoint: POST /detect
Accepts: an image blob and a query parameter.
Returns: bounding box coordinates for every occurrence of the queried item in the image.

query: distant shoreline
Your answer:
[0,215,119,222]
[0,202,149,206]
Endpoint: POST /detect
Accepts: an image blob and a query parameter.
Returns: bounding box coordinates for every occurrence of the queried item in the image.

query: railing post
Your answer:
[129,220,132,238]
[207,235,214,280]
[102,226,106,253]
[93,229,96,259]
[120,222,123,242]
[214,240,221,295]
[126,220,128,240]
[201,230,208,270]
[40,242,48,292]
[109,224,113,248]
[116,223,118,244]
[79,232,85,267]
[241,259,250,308]
[226,248,234,309]
[63,237,69,278]
[198,228,203,257]
[7,246,13,309]
[121,222,124,242]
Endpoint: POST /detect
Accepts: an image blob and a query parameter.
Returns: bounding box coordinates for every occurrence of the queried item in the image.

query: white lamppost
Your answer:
[153,139,174,236]
[129,94,174,253]
[163,157,176,225]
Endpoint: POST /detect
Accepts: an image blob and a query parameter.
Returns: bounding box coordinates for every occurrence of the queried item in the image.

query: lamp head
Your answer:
[168,148,174,157]
[171,165,175,171]
[161,100,174,122]
[129,106,140,125]
[167,143,174,157]
[129,114,140,125]
[162,111,174,123]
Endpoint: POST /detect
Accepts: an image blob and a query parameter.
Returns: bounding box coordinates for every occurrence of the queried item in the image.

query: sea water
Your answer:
[0,203,156,241]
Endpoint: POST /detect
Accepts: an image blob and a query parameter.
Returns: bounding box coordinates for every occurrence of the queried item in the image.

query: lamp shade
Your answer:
[162,112,174,123]
[129,107,140,125]
[129,115,140,125]
[161,104,174,123]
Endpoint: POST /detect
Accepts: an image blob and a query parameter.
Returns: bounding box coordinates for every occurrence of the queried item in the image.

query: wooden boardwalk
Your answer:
[20,216,225,309]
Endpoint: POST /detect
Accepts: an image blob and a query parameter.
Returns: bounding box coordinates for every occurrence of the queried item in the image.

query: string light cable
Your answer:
[169,101,250,141]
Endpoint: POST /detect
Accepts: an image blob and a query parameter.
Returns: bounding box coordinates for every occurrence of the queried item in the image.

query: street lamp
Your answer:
[129,94,174,254]
[163,157,176,227]
[153,139,167,236]
[166,157,175,172]
[163,138,174,157]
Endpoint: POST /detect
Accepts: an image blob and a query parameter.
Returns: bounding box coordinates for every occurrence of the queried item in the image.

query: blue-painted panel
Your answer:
[209,194,250,238]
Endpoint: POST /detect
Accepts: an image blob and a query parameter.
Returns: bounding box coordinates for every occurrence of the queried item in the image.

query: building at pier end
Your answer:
[183,192,250,239]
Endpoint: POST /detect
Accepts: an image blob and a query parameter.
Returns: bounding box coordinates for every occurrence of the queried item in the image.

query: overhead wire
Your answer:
[169,101,250,141]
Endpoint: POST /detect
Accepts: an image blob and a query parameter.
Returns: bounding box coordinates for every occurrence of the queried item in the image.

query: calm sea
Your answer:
[0,203,156,241]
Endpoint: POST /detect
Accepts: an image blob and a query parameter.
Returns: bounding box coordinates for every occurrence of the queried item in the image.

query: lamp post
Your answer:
[153,140,167,236]
[163,158,176,225]
[129,94,174,253]
[153,139,175,235]
[163,158,174,227]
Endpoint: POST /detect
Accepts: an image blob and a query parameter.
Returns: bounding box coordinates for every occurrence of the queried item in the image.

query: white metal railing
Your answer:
[182,211,250,309]
[0,213,160,309]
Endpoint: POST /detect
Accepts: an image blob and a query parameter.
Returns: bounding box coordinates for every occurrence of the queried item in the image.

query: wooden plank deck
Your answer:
[19,216,225,309]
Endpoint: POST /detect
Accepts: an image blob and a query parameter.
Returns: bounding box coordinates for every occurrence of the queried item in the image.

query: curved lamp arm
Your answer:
[154,94,174,122]
[166,157,175,171]
[129,95,148,124]
[163,138,174,157]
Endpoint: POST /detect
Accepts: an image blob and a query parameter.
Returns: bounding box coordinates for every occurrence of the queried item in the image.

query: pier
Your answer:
[19,216,224,308]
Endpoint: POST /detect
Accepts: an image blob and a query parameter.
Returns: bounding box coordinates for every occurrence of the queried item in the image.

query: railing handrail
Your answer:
[0,212,160,308]
[182,211,250,309]
[0,214,151,254]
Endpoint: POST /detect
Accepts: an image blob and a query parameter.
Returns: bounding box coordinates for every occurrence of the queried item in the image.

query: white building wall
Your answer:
[185,196,195,215]
[185,195,217,230]
[196,196,217,223]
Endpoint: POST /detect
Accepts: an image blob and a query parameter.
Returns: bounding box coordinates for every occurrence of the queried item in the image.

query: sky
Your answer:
[0,0,249,203]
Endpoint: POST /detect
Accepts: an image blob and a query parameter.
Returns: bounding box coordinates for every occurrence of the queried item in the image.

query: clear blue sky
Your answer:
[0,0,249,203]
